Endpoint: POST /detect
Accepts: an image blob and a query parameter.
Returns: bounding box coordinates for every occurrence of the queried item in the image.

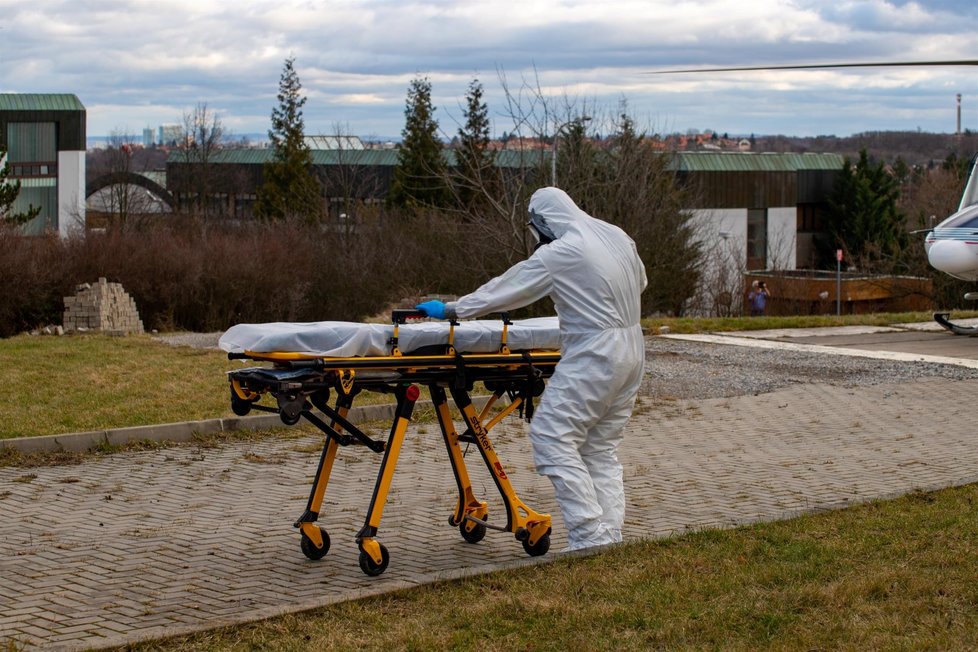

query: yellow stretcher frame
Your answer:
[225,310,559,576]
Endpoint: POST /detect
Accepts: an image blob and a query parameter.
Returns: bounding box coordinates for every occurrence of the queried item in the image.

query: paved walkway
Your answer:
[3,343,978,650]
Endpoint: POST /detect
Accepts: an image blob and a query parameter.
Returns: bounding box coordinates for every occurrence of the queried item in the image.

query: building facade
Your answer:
[0,93,86,236]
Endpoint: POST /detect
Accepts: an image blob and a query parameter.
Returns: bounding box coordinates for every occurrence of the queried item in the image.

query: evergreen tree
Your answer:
[255,57,323,222]
[388,76,448,208]
[821,148,908,271]
[452,78,496,208]
[0,145,40,227]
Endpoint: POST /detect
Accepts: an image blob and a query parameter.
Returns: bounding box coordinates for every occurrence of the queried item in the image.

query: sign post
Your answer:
[836,249,843,316]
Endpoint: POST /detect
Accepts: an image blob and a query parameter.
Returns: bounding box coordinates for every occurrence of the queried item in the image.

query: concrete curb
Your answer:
[0,397,494,455]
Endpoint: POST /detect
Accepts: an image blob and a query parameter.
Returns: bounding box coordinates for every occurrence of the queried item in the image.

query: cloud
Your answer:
[0,0,974,138]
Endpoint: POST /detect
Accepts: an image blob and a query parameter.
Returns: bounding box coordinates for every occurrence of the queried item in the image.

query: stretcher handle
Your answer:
[391,309,428,324]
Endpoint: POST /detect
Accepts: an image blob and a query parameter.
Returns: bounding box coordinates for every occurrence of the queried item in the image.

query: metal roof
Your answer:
[304,135,365,150]
[672,152,844,172]
[168,148,840,172]
[0,93,85,112]
[167,149,399,166]
[168,148,545,169]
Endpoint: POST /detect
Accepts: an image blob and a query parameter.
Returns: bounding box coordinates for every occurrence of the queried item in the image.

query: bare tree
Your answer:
[317,123,388,235]
[86,131,165,229]
[174,103,225,216]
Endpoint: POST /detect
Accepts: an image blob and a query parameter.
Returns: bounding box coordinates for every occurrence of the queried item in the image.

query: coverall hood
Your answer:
[527,187,590,241]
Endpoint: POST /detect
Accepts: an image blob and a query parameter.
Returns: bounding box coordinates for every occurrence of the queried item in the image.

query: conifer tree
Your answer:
[822,148,907,271]
[452,78,496,208]
[0,145,40,227]
[388,76,448,208]
[255,57,323,221]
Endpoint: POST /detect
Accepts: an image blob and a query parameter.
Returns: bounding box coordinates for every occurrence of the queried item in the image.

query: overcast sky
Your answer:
[1,0,975,141]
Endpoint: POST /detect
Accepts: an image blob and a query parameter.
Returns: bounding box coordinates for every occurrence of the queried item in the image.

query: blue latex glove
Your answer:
[415,300,446,320]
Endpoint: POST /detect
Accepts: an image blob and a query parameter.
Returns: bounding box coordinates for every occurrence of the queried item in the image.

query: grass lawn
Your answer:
[0,333,234,440]
[0,332,411,442]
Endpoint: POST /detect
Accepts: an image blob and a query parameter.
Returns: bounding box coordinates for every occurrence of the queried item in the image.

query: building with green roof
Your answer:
[0,93,86,235]
[165,146,843,296]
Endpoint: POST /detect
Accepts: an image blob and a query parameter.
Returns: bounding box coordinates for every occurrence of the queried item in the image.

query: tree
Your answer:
[899,153,975,308]
[450,78,496,208]
[87,131,162,228]
[255,57,324,222]
[573,110,701,315]
[388,76,448,208]
[0,145,41,227]
[174,103,225,216]
[820,149,908,272]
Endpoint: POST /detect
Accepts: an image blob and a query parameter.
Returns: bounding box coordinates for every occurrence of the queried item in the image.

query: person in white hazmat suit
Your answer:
[416,187,647,551]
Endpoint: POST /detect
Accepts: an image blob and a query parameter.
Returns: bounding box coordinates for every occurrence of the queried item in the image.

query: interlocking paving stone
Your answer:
[2,376,978,650]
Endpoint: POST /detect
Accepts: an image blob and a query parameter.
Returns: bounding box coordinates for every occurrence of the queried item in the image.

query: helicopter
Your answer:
[651,59,978,333]
[924,153,978,334]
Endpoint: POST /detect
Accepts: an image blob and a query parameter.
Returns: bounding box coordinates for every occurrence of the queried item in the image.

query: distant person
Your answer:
[748,280,770,316]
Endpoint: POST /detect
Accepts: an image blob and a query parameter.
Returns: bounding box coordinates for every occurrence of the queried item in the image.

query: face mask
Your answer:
[528,208,556,246]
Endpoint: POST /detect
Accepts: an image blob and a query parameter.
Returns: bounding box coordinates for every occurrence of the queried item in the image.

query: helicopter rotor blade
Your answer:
[648,60,978,74]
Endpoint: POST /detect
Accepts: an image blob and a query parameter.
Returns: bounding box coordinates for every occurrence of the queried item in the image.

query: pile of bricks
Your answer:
[63,277,145,335]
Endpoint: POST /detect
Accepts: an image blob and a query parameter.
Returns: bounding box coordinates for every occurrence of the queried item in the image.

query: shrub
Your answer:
[0,212,526,336]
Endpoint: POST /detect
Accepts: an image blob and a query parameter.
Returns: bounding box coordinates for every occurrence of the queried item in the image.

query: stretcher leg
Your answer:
[295,395,354,561]
[449,386,552,557]
[430,386,489,543]
[356,384,421,575]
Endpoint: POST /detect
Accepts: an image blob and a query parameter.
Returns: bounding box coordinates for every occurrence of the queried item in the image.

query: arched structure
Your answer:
[86,171,175,210]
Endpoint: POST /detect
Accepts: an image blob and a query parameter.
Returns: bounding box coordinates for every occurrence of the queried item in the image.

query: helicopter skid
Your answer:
[934,312,978,336]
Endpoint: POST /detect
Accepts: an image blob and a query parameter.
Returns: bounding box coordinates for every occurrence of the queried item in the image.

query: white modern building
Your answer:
[0,93,87,236]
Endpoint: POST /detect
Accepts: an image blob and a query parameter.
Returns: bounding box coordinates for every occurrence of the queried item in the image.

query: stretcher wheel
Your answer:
[522,532,551,557]
[358,543,390,576]
[230,391,253,416]
[459,521,487,544]
[280,411,302,426]
[300,527,330,560]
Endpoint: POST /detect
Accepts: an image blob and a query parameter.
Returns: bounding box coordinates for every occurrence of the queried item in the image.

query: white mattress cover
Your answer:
[219,316,560,357]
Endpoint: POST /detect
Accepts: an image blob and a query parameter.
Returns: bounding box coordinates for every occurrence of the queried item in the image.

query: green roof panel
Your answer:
[168,147,545,169]
[673,152,844,172]
[0,93,86,112]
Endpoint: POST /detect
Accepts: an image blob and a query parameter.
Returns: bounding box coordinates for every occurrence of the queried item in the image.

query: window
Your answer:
[747,208,767,270]
[938,206,978,230]
[7,122,56,162]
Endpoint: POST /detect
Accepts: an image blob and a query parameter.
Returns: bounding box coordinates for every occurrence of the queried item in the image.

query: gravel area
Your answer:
[153,330,978,401]
[643,336,978,400]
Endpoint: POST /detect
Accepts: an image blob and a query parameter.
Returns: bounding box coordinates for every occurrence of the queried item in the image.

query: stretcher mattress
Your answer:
[219,316,561,358]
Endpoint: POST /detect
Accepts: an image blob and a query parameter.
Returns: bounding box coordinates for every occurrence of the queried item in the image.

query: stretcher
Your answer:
[221,310,561,576]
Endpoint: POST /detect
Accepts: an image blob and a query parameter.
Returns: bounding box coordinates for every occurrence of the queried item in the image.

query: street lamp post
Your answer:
[551,116,592,187]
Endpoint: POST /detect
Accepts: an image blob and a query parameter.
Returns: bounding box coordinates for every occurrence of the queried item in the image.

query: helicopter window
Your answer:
[936,206,978,230]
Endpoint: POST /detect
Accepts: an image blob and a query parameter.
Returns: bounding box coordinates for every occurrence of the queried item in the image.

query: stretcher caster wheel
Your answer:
[230,391,252,416]
[358,543,390,576]
[280,411,301,426]
[300,527,330,560]
[522,532,551,557]
[459,521,487,544]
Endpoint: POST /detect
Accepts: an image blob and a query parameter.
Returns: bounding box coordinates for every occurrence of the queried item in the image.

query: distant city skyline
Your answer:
[4,1,975,141]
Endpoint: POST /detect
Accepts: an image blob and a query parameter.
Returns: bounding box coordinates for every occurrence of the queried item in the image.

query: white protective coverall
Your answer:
[446,187,647,550]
